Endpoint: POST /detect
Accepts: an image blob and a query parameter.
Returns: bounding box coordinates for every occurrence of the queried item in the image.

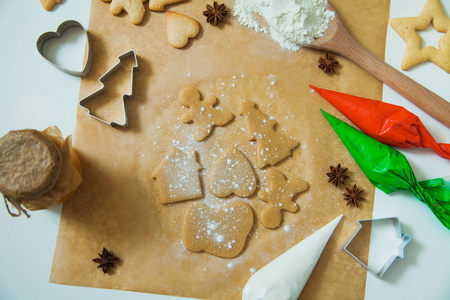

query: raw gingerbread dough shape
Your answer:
[179,86,234,141]
[149,0,186,11]
[208,147,256,198]
[166,11,200,49]
[101,0,147,25]
[239,99,299,169]
[40,0,61,11]
[258,168,308,229]
[182,201,254,258]
[390,0,450,73]
[151,147,203,204]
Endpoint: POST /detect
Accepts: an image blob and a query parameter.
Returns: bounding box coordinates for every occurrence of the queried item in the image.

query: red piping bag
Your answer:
[310,85,450,159]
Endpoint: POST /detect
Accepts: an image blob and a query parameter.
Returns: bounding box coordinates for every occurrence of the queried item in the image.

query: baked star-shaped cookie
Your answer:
[390,0,450,73]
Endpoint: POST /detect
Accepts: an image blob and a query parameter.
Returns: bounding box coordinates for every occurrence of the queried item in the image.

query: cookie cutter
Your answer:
[36,20,92,77]
[342,217,411,278]
[79,50,139,128]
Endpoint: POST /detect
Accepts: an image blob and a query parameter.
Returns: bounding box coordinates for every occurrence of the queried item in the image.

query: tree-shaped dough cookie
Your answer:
[239,99,298,168]
[258,168,308,229]
[179,87,234,141]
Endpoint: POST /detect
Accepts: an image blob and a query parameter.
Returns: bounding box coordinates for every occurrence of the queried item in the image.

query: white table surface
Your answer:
[0,1,449,299]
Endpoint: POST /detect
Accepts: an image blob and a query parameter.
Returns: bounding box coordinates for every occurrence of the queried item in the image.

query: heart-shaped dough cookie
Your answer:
[166,11,200,49]
[182,201,254,258]
[208,147,257,198]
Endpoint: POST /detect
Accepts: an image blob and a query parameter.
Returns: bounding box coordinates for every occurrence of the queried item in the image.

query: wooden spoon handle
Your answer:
[335,36,450,128]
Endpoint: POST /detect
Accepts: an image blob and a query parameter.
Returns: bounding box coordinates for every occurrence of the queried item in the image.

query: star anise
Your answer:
[203,2,228,26]
[92,247,120,274]
[318,53,339,73]
[343,184,365,207]
[326,164,349,187]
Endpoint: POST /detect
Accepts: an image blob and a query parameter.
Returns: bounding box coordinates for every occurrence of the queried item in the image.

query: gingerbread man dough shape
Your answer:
[258,168,308,229]
[208,147,257,198]
[179,87,234,141]
[239,99,298,169]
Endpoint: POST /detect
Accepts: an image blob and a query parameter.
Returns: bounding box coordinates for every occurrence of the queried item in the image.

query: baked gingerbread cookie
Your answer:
[390,0,450,72]
[239,99,298,169]
[149,0,186,12]
[179,87,234,141]
[166,11,200,48]
[40,0,61,11]
[182,201,254,258]
[151,147,203,204]
[258,168,308,229]
[208,147,256,198]
[101,0,147,25]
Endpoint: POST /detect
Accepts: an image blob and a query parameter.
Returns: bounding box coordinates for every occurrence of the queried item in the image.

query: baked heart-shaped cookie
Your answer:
[208,147,256,198]
[182,201,254,258]
[166,11,200,48]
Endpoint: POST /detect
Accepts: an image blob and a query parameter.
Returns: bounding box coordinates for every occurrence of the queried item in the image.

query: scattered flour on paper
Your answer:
[233,0,335,51]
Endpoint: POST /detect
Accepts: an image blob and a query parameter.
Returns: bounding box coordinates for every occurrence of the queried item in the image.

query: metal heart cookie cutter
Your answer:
[79,50,139,128]
[36,20,92,77]
[342,217,411,278]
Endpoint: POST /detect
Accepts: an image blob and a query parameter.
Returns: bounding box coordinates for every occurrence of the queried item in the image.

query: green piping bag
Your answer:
[321,110,450,230]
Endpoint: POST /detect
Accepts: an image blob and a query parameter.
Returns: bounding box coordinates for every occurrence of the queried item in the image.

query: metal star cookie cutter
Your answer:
[342,217,411,278]
[36,20,92,77]
[79,50,139,128]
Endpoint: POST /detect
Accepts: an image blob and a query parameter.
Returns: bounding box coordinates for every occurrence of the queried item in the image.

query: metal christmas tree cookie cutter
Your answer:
[36,20,92,77]
[78,50,139,128]
[342,217,411,278]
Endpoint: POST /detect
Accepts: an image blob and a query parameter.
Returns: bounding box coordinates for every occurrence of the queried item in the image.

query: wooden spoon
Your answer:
[308,5,450,128]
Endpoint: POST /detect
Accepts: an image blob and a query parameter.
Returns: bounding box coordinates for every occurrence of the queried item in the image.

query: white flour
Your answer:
[233,0,335,51]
